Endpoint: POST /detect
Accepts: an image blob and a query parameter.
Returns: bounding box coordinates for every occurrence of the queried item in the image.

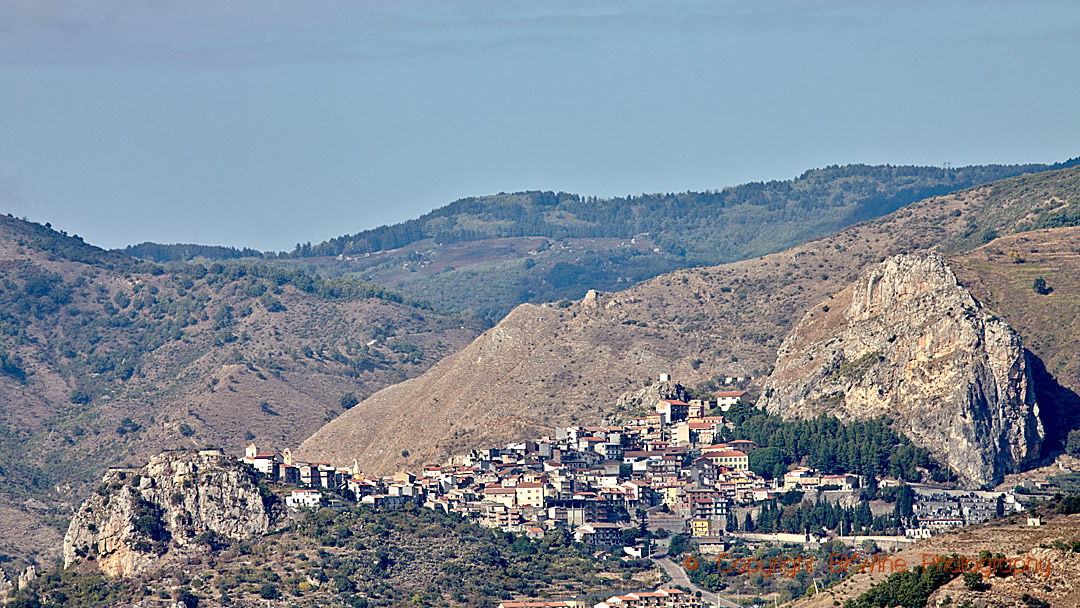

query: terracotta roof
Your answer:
[704,450,747,458]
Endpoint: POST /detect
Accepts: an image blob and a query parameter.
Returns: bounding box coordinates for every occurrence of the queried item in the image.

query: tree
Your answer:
[1032,277,1051,295]
[743,511,755,532]
[259,584,281,600]
[893,483,915,519]
[748,447,783,479]
[668,533,691,556]
[176,588,199,608]
[996,494,1005,518]
[962,571,983,590]
[340,392,359,410]
[1066,429,1080,456]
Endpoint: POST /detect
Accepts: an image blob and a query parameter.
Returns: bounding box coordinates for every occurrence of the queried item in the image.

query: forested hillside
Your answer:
[288,163,1072,261]
[124,161,1078,322]
[0,215,477,569]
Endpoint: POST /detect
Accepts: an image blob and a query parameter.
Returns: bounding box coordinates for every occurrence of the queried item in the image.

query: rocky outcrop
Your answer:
[760,253,1044,486]
[16,565,36,593]
[614,381,691,417]
[0,568,12,603]
[63,450,278,577]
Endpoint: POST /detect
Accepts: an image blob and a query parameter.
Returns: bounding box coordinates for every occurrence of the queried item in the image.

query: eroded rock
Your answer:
[63,450,278,577]
[760,253,1043,486]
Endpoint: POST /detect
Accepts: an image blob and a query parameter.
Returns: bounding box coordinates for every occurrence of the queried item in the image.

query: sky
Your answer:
[1,0,1078,252]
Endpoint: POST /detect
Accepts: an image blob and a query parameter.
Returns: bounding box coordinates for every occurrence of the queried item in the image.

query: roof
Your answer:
[704,450,748,458]
[716,390,748,398]
[576,522,621,530]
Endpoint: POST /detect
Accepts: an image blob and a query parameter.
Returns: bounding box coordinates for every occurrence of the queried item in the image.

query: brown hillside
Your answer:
[299,167,1080,476]
[0,217,477,567]
[788,506,1080,608]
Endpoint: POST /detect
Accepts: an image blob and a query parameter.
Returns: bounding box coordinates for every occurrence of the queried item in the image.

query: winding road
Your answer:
[652,556,741,608]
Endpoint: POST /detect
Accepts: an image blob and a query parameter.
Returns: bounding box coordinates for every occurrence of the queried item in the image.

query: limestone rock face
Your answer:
[16,565,36,592]
[63,450,277,577]
[760,253,1043,486]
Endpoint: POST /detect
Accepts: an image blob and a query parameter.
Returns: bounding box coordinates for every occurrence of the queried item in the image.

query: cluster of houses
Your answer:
[242,387,1016,554]
[243,391,865,546]
[903,488,1025,539]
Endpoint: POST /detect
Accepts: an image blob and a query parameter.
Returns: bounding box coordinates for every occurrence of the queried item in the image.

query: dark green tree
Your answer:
[340,392,360,410]
[1033,277,1051,295]
[748,447,783,479]
[1066,429,1080,456]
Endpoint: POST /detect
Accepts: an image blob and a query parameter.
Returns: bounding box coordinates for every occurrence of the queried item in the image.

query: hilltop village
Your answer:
[242,381,1026,555]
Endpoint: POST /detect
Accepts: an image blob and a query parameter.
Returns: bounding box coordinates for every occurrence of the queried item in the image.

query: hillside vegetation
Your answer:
[301,166,1080,479]
[125,161,1078,321]
[0,216,477,568]
[13,502,655,608]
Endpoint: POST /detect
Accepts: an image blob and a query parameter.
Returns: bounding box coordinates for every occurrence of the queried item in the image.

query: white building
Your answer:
[285,489,323,508]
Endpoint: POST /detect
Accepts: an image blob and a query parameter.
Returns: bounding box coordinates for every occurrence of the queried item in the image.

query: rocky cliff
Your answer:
[63,450,278,577]
[760,253,1044,486]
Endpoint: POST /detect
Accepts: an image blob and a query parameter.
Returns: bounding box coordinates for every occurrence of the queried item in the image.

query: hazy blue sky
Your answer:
[1,0,1078,252]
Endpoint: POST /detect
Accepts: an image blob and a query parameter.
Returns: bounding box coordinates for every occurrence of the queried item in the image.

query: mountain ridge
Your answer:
[299,165,1080,481]
[123,160,1079,322]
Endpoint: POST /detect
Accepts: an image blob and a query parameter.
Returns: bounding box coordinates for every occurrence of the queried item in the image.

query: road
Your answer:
[652,556,741,608]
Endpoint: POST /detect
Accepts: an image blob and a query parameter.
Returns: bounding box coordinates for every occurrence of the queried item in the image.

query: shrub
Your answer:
[258,584,280,600]
[176,588,199,608]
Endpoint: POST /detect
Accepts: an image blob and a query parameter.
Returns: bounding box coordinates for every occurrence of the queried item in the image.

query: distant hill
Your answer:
[123,160,1078,322]
[0,215,477,568]
[299,166,1080,481]
[122,242,263,263]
